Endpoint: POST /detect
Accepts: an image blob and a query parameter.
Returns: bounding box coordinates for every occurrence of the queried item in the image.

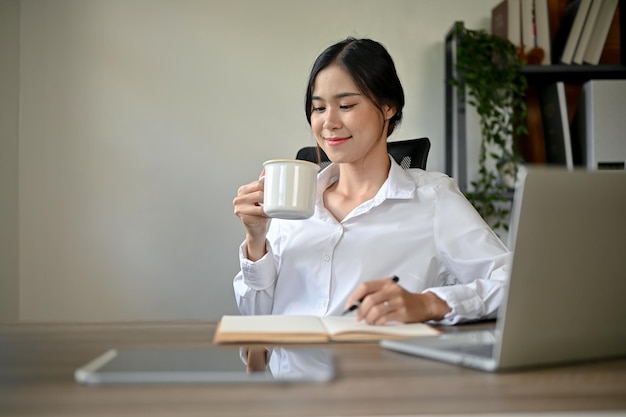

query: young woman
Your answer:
[232,37,511,328]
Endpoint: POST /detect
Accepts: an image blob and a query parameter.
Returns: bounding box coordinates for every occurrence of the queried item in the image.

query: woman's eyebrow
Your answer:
[311,92,362,101]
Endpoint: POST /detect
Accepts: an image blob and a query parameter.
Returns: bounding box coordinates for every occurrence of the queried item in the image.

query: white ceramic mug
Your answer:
[262,159,320,220]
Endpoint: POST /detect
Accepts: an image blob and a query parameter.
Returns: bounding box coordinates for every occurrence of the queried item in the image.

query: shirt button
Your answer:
[323,255,330,262]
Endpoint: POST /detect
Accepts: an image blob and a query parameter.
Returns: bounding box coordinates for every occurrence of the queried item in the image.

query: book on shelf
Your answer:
[213,315,441,344]
[558,0,593,64]
[521,0,536,54]
[551,0,580,63]
[538,82,574,169]
[517,84,547,164]
[492,0,522,49]
[495,0,551,64]
[598,2,621,64]
[548,0,570,43]
[569,92,587,167]
[535,0,553,64]
[583,0,620,64]
[572,0,605,64]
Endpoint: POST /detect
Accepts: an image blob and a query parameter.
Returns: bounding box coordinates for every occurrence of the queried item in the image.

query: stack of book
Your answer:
[491,0,624,170]
[557,0,619,64]
[491,0,620,65]
[492,0,552,64]
[516,79,626,170]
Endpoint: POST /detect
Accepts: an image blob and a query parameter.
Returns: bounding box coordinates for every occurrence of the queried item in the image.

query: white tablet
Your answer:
[75,347,335,385]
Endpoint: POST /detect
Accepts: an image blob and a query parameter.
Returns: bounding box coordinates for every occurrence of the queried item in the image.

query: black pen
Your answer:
[341,275,400,316]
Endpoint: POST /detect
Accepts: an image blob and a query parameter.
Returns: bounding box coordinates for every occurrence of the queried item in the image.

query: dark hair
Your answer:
[304,37,405,137]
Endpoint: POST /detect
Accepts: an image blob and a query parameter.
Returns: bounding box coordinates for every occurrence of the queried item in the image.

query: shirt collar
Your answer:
[316,155,417,207]
[380,156,418,200]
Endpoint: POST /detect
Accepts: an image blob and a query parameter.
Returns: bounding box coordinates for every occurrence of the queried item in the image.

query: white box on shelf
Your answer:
[576,80,626,171]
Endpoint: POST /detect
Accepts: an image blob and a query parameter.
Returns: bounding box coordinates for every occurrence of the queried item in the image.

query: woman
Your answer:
[232,37,510,328]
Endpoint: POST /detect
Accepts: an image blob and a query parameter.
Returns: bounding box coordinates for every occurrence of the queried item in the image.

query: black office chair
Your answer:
[295,137,431,170]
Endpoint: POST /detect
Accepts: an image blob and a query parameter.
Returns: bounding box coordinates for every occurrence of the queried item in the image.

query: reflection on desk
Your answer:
[1,320,626,417]
[73,346,336,384]
[267,347,335,381]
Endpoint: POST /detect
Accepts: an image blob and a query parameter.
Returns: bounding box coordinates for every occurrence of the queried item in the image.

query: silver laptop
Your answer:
[381,167,626,371]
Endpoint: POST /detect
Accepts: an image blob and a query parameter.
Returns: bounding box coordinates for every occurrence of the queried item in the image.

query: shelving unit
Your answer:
[520,64,626,83]
[445,1,626,192]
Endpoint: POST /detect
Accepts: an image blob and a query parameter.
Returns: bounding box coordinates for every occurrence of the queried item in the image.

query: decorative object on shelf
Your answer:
[450,25,528,233]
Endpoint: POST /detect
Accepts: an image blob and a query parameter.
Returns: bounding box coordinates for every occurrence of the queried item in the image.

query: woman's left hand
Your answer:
[345,277,451,324]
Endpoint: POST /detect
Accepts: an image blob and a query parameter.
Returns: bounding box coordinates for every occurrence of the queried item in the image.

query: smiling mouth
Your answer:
[325,137,351,146]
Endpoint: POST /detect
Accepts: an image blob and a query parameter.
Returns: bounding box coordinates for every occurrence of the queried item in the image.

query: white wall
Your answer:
[8,0,499,321]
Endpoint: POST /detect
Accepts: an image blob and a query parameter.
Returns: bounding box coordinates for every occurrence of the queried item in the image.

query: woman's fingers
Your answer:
[352,278,401,323]
[233,178,268,228]
[344,278,390,309]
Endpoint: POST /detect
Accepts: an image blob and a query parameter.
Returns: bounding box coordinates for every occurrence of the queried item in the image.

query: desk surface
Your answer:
[1,321,625,417]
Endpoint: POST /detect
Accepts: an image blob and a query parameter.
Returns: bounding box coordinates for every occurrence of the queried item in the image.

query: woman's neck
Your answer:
[323,152,391,221]
[334,156,390,196]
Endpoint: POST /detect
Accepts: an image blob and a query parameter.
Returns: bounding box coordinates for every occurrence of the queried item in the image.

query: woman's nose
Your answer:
[323,107,341,130]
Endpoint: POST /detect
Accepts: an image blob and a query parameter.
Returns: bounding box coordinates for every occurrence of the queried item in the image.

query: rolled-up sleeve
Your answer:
[233,240,278,315]
[425,177,511,324]
[425,256,510,324]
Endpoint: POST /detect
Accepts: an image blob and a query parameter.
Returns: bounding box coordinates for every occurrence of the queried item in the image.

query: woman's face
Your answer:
[310,64,395,165]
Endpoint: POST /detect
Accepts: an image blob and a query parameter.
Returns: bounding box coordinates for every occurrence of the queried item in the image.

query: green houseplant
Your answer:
[451,26,528,233]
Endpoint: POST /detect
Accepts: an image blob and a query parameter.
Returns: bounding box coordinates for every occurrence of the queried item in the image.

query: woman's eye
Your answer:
[312,106,325,113]
[340,104,355,110]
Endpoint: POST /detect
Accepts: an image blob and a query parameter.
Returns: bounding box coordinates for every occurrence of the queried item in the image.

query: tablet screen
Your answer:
[75,347,334,385]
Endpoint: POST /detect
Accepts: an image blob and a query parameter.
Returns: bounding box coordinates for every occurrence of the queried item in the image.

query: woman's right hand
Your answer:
[233,174,270,260]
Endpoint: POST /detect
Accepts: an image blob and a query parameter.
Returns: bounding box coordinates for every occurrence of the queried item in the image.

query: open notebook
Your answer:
[213,314,440,344]
[382,167,626,371]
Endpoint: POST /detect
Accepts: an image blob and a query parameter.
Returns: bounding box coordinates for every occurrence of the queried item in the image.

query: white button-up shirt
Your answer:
[234,158,511,325]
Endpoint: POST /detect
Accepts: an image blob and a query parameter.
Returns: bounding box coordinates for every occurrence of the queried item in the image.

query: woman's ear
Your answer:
[383,104,396,121]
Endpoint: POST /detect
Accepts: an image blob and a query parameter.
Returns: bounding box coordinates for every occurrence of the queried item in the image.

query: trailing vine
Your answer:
[451,26,528,232]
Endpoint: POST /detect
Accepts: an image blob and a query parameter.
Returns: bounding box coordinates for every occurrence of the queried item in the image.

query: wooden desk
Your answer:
[1,321,625,416]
